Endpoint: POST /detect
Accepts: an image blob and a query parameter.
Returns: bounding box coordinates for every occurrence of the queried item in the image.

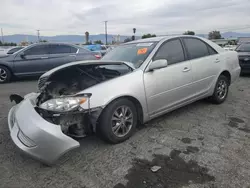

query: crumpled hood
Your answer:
[40,60,135,78]
[36,60,135,105]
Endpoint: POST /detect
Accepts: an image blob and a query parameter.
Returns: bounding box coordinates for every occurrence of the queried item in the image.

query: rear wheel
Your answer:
[97,98,137,144]
[209,75,229,104]
[0,65,11,83]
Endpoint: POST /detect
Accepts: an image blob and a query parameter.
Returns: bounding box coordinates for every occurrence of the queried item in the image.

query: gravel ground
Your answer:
[0,76,250,188]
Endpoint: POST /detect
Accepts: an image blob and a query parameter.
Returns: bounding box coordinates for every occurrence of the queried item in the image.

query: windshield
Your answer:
[102,42,157,68]
[236,43,250,52]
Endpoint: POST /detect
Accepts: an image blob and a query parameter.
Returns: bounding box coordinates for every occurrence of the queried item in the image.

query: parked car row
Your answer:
[0,43,100,83]
[7,35,240,164]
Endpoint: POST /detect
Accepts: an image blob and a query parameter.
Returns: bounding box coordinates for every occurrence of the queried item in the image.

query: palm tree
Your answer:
[133,28,136,34]
[132,28,136,40]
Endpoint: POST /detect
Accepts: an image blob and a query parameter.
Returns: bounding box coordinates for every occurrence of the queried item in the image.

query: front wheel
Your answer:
[209,75,229,104]
[97,98,137,144]
[0,65,11,83]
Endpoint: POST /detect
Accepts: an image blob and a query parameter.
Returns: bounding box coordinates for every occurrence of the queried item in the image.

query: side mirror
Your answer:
[148,59,168,71]
[20,52,26,59]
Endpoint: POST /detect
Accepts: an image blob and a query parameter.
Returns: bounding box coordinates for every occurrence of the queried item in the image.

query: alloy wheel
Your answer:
[111,106,133,137]
[0,68,7,82]
[216,79,228,100]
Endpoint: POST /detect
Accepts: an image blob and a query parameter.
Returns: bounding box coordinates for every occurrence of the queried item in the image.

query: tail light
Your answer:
[94,54,101,59]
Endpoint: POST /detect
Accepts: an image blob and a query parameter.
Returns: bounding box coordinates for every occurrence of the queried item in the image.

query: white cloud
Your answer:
[0,0,250,36]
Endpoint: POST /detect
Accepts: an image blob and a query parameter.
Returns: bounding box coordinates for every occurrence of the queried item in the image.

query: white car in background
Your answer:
[223,45,237,51]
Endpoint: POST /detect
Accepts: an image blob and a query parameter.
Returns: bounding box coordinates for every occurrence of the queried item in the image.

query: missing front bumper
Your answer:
[8,94,80,164]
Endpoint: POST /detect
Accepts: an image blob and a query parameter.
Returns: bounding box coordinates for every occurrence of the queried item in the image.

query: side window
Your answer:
[207,45,217,55]
[50,44,72,54]
[153,39,185,65]
[24,45,50,55]
[183,38,209,59]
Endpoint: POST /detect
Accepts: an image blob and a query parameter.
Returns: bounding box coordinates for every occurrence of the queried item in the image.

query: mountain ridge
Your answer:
[2,32,250,44]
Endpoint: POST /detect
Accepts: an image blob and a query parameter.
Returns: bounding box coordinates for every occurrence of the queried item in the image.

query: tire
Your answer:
[0,65,11,83]
[209,75,229,104]
[97,98,137,144]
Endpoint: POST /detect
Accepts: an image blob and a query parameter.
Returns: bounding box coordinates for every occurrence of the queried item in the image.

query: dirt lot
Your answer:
[0,77,250,188]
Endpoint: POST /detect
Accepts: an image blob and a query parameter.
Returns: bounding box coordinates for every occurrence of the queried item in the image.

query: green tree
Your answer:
[94,40,103,44]
[141,34,156,39]
[183,31,195,35]
[208,30,222,40]
[39,40,48,43]
[124,37,132,43]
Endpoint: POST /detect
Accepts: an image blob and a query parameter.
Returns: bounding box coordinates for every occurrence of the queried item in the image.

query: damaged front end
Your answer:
[35,62,132,138]
[36,93,95,138]
[8,62,132,164]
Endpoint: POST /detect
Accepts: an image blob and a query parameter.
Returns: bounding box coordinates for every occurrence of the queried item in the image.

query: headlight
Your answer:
[39,97,87,112]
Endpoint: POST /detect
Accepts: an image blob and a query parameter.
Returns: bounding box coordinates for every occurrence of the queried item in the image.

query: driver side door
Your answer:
[13,44,50,76]
[143,38,194,118]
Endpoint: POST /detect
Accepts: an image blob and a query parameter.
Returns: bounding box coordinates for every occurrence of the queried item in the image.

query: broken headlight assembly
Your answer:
[39,97,87,112]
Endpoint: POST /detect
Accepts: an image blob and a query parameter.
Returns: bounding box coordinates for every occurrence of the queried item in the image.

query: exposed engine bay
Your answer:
[35,63,133,138]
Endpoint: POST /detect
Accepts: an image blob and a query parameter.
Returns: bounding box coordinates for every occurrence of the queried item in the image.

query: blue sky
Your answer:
[1,0,250,36]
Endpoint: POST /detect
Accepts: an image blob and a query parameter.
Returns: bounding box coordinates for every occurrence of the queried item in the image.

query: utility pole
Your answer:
[37,30,40,42]
[1,28,4,43]
[104,21,108,45]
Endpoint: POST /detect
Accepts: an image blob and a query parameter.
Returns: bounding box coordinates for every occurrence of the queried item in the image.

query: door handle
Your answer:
[40,56,48,59]
[69,54,76,57]
[215,59,220,63]
[183,67,191,72]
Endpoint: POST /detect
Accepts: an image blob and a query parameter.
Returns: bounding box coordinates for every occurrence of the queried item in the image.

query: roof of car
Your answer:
[125,36,168,44]
[23,42,84,49]
[126,35,202,44]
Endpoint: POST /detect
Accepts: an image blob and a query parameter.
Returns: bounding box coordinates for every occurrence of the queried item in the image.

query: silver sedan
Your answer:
[8,36,241,164]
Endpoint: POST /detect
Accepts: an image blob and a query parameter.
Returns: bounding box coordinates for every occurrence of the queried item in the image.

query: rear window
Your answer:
[183,38,210,59]
[102,42,157,68]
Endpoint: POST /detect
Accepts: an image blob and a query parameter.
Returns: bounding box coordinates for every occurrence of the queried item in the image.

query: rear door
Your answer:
[13,44,50,76]
[181,37,220,94]
[48,44,77,70]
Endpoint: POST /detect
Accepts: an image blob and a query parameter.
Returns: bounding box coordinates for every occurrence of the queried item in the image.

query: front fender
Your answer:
[78,70,149,122]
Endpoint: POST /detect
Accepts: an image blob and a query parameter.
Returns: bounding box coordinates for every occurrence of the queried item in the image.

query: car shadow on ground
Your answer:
[137,99,208,130]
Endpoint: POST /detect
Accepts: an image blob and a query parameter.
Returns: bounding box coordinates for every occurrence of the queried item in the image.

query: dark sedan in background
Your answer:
[236,42,250,74]
[0,43,98,83]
